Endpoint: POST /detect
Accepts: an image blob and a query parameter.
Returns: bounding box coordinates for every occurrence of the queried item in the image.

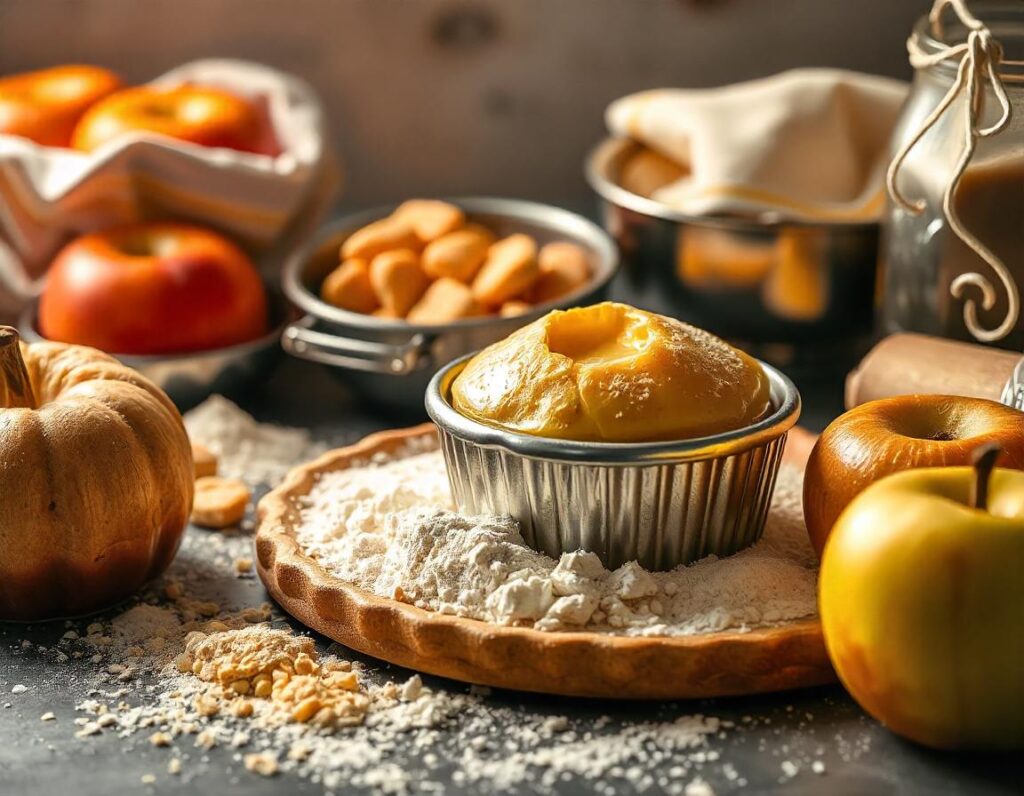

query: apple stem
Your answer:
[970,443,1002,512]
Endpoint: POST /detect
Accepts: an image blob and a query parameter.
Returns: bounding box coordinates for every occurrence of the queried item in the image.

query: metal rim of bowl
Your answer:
[282,196,621,334]
[17,294,288,365]
[425,352,802,466]
[584,136,879,233]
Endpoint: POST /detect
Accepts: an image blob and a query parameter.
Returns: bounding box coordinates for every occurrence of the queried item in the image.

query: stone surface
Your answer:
[0,358,1015,794]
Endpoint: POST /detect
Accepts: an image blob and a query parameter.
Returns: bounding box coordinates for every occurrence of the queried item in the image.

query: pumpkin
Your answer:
[0,326,193,619]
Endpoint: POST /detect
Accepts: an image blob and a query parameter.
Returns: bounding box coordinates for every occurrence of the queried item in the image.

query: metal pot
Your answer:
[585,137,880,371]
[281,197,619,412]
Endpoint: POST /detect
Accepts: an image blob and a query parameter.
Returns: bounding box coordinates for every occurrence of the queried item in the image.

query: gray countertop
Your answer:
[1,357,1018,796]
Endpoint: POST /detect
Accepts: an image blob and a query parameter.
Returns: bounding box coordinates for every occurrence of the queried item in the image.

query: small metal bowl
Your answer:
[18,293,287,410]
[426,354,801,571]
[281,197,619,413]
[585,137,879,369]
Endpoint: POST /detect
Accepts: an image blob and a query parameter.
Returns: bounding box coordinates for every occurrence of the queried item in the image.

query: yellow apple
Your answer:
[820,450,1024,750]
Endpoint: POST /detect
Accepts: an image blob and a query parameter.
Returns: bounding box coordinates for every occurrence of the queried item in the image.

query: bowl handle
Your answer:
[281,316,430,375]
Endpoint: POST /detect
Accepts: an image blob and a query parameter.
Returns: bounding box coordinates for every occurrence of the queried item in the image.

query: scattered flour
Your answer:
[61,569,733,794]
[4,399,843,793]
[295,449,818,636]
[184,396,322,485]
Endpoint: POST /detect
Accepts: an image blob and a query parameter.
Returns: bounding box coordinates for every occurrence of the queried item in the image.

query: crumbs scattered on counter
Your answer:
[50,566,734,793]
[1,399,852,793]
[3,490,744,793]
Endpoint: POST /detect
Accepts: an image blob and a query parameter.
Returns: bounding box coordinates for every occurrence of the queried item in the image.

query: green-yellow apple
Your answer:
[820,448,1024,749]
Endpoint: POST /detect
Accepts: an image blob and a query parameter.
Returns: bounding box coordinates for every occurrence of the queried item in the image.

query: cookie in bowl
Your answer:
[281,197,619,413]
[427,302,800,569]
[318,199,596,324]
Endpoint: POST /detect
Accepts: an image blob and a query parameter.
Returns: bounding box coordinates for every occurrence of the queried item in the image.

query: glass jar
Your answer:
[881,3,1024,350]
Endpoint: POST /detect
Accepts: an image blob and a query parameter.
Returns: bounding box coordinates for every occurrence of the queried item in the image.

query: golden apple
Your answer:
[820,448,1024,750]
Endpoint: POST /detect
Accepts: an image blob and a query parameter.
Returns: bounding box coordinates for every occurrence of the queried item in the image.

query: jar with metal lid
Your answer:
[881,2,1023,350]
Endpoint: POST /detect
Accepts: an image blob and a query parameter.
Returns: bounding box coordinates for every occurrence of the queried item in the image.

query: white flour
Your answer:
[58,547,737,795]
[295,449,818,636]
[7,402,841,793]
[184,396,322,486]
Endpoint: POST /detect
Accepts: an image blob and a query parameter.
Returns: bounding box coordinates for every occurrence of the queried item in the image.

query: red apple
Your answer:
[804,395,1024,556]
[0,65,121,148]
[71,84,266,154]
[39,222,268,355]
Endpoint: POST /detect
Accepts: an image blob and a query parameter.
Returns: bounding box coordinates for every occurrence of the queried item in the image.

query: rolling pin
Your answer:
[845,333,1022,409]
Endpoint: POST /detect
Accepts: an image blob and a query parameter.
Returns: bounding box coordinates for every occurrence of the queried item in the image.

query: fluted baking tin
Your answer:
[585,137,878,372]
[426,355,801,571]
[282,198,619,412]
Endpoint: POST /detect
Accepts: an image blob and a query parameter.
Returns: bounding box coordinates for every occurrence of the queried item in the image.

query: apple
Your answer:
[0,65,121,148]
[804,395,1024,556]
[39,221,268,355]
[71,85,267,154]
[820,445,1024,749]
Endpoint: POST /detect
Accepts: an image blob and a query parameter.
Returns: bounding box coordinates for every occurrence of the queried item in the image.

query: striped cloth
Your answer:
[0,58,339,321]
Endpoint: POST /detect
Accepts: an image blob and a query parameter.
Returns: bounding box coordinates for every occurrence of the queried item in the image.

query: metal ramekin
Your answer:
[282,197,619,413]
[585,137,879,372]
[426,354,801,571]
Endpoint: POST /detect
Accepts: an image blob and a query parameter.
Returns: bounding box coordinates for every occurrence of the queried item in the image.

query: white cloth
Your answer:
[607,68,908,223]
[0,58,340,320]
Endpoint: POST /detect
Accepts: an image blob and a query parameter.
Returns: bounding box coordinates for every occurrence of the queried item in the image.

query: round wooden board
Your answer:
[256,424,835,700]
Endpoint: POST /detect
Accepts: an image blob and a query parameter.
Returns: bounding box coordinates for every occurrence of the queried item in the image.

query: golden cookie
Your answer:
[191,442,218,479]
[320,258,380,314]
[192,477,251,529]
[472,234,539,307]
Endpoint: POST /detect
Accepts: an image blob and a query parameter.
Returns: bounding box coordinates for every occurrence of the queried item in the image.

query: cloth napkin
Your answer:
[0,59,339,321]
[606,68,908,223]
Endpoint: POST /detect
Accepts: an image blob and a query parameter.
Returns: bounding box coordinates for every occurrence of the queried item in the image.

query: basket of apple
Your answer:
[0,59,338,323]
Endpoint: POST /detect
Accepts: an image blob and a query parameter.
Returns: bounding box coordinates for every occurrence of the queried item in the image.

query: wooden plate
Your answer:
[256,424,835,700]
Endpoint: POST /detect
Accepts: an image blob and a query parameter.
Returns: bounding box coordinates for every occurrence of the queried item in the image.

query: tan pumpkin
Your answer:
[0,326,193,619]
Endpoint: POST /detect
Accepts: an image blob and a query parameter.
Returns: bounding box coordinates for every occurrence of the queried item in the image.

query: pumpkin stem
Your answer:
[970,443,1002,512]
[0,326,35,409]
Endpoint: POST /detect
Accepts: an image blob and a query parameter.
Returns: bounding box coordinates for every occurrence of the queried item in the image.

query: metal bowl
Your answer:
[282,197,619,412]
[18,293,287,410]
[585,137,879,370]
[426,353,801,571]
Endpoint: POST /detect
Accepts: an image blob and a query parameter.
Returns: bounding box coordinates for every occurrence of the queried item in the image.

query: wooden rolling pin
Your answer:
[846,333,1021,408]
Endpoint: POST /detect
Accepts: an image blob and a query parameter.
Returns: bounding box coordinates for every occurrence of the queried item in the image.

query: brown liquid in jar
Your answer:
[945,160,1024,348]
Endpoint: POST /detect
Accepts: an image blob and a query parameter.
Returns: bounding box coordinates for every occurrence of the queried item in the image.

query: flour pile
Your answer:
[54,561,736,794]
[3,402,839,793]
[295,448,818,636]
[184,396,322,486]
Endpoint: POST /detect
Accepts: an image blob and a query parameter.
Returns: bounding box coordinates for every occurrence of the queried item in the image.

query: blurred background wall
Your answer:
[0,0,928,209]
